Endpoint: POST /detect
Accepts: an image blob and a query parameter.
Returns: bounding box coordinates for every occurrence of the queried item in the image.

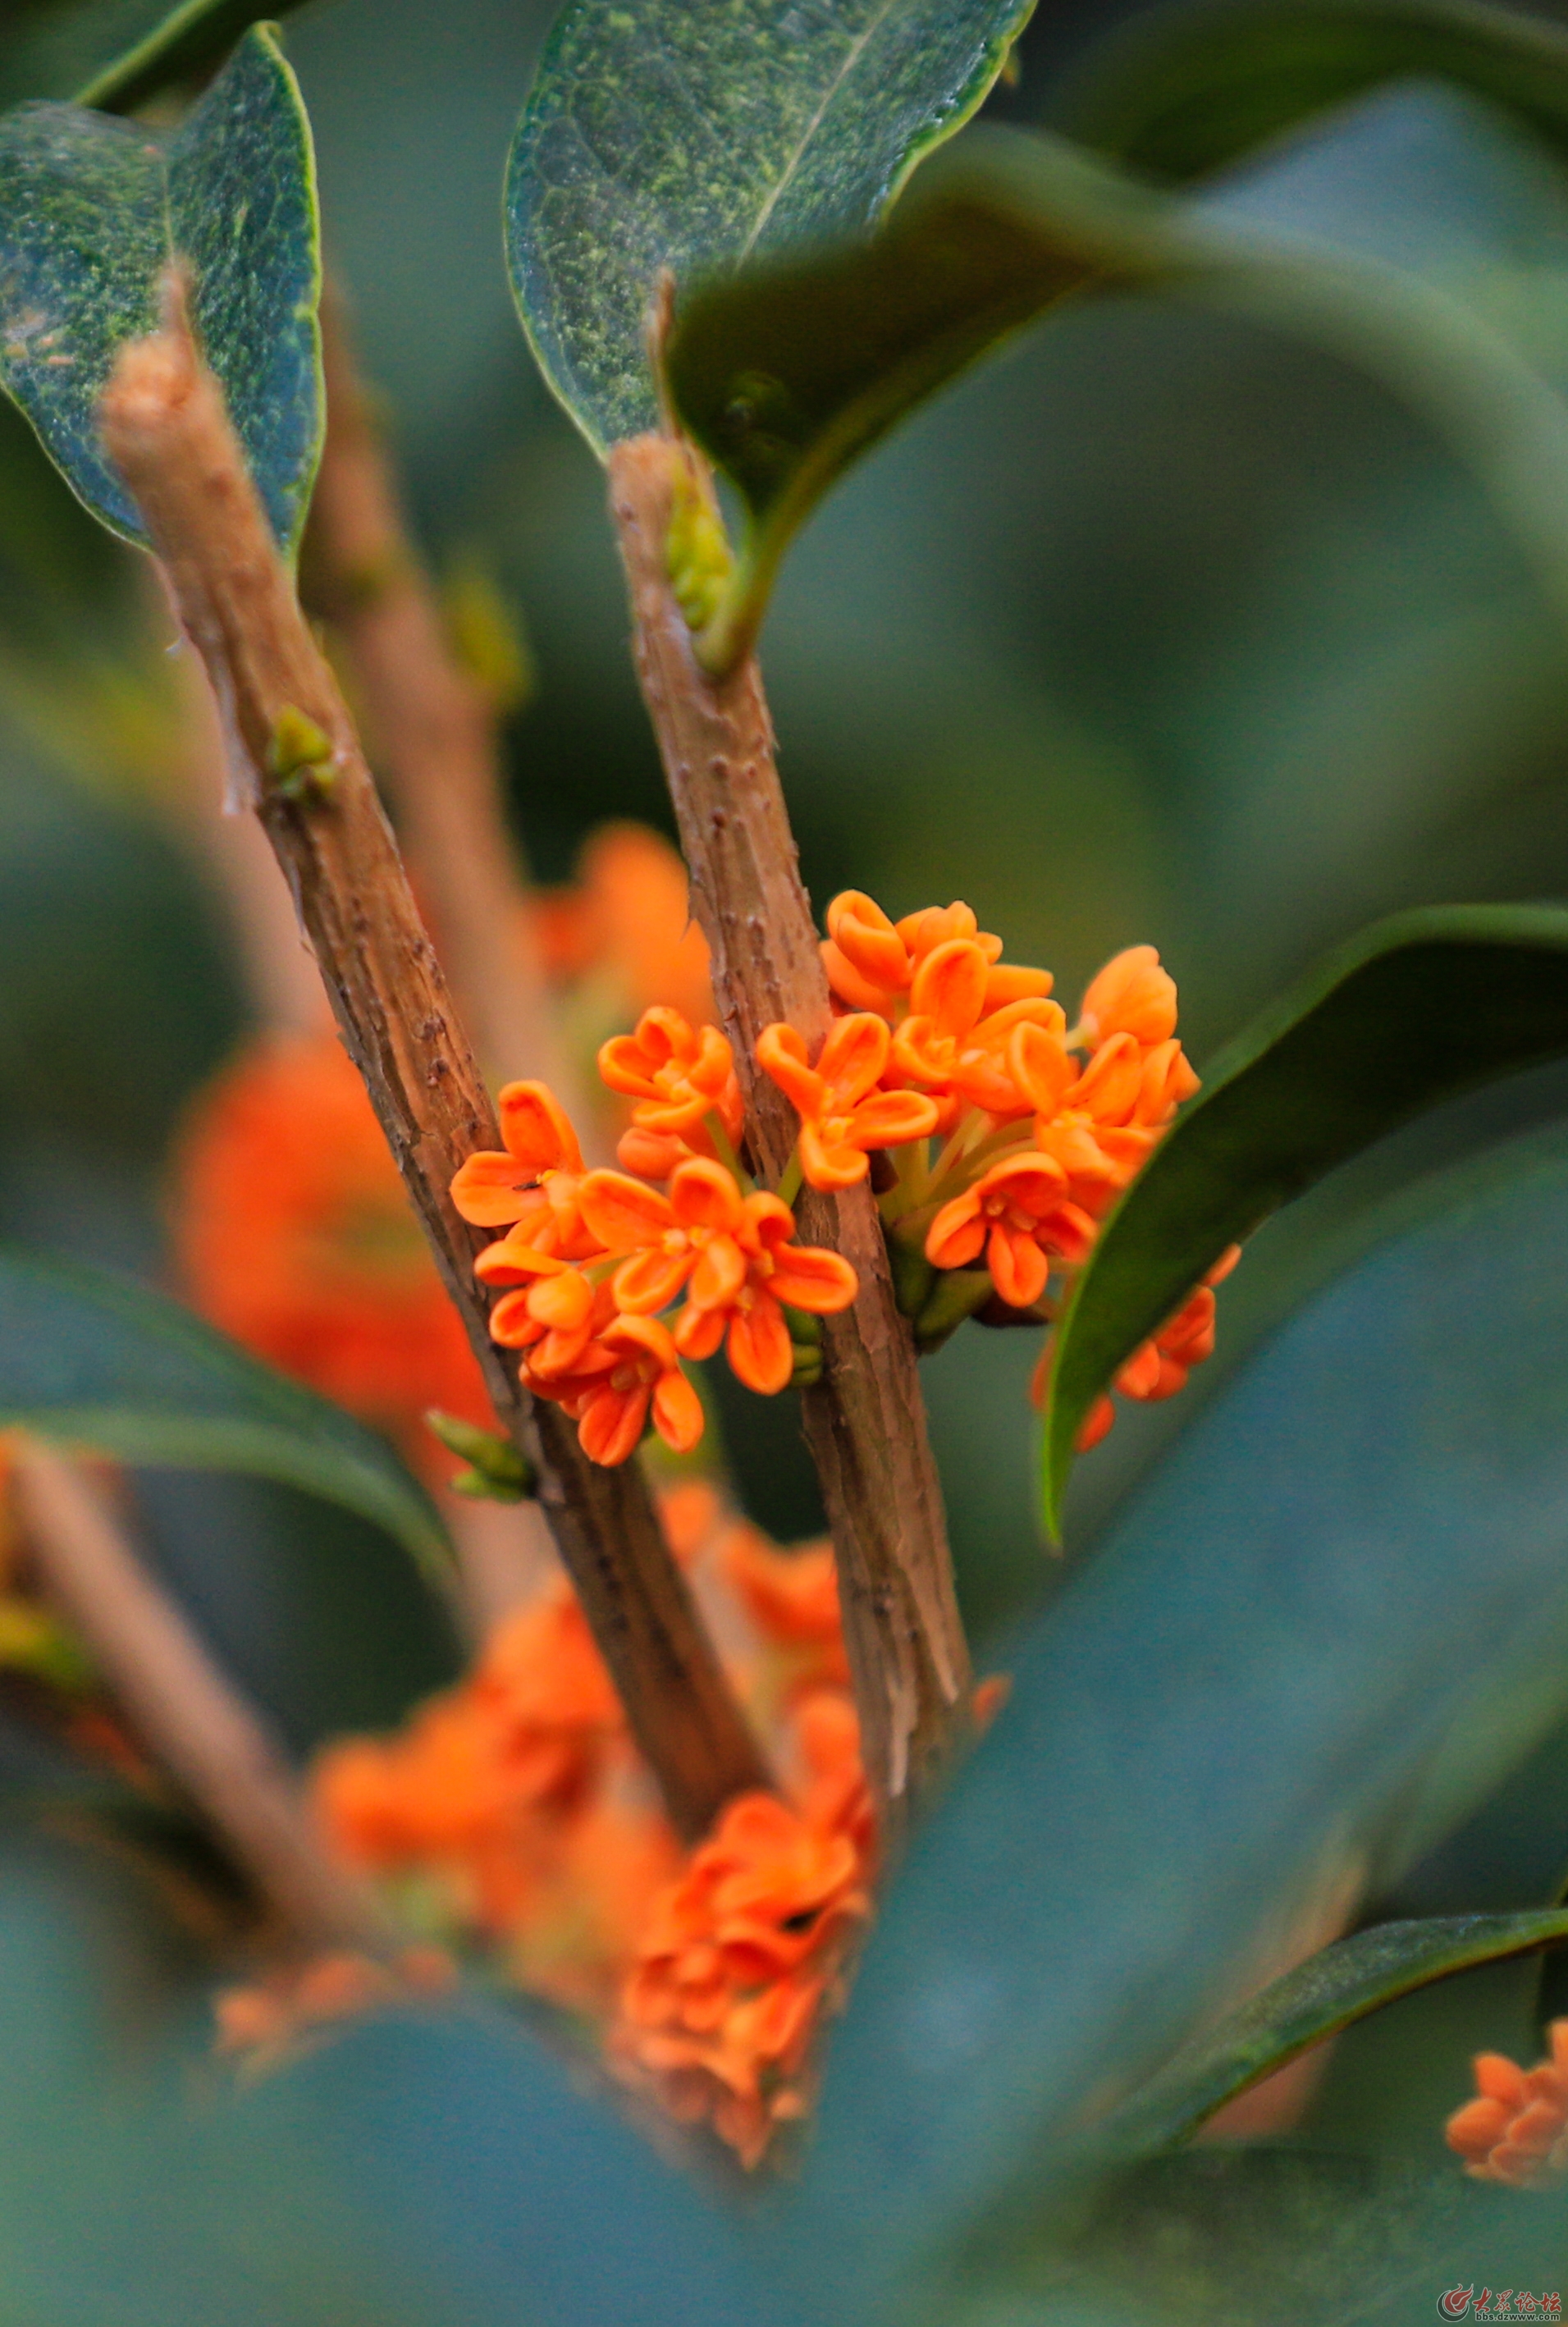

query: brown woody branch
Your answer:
[98,295,769,1842]
[303,292,585,1115]
[608,434,972,1823]
[11,1440,391,1950]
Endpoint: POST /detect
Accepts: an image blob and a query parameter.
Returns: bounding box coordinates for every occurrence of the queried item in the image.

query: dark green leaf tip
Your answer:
[0,24,322,554]
[1043,903,1568,1536]
[1099,1908,1568,2158]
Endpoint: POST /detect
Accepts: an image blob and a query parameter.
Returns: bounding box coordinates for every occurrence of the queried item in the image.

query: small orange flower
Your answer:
[1037,1247,1239,1448]
[926,1150,1096,1309]
[450,1081,591,1240]
[668,1185,858,1395]
[757,1016,939,1191]
[1011,1025,1197,1206]
[610,1778,871,2168]
[1076,943,1178,1049]
[821,891,1049,1020]
[598,1007,743,1144]
[722,1526,850,1697]
[1447,2022,1568,2187]
[891,939,1063,1119]
[571,1313,705,1466]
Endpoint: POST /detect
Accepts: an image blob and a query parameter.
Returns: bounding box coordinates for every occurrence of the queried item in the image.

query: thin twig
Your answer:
[304,290,586,1117]
[608,433,972,1825]
[11,1439,392,1950]
[98,287,769,1841]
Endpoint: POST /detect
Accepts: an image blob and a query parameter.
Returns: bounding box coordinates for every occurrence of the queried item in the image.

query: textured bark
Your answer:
[99,309,768,1841]
[609,433,971,1818]
[303,295,587,1117]
[13,1442,391,1950]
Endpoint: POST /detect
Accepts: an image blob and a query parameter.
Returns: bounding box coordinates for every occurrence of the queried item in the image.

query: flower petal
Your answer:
[1008,1022,1076,1117]
[766,1244,857,1314]
[488,1288,546,1348]
[798,1123,868,1191]
[816,1013,890,1110]
[757,1023,824,1117]
[987,1223,1048,1310]
[613,1248,694,1314]
[651,1364,706,1452]
[670,1156,746,1236]
[925,1189,986,1272]
[1079,944,1177,1049]
[727,1295,793,1394]
[689,1232,748,1313]
[498,1081,582,1175]
[672,1301,726,1360]
[578,1383,650,1466]
[450,1150,537,1227]
[848,1090,939,1150]
[825,890,907,985]
[578,1169,675,1252]
[908,939,988,1040]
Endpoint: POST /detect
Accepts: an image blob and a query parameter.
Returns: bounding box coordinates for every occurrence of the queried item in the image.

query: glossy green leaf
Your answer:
[670,90,1568,668]
[0,24,322,552]
[769,1122,1568,2315]
[0,1244,450,1581]
[1054,0,1568,185]
[504,0,1035,456]
[1097,1909,1568,2158]
[1044,903,1568,1533]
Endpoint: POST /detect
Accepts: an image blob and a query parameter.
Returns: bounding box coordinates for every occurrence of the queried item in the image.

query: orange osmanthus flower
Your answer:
[599,1007,743,1142]
[172,1035,491,1471]
[1447,2022,1568,2187]
[891,938,1063,1122]
[579,1158,857,1395]
[569,1313,705,1466]
[1010,1024,1196,1209]
[821,890,1049,1021]
[757,1014,939,1191]
[610,1775,872,2169]
[926,1150,1097,1309]
[1042,1246,1241,1450]
[450,1078,593,1245]
[1075,942,1178,1050]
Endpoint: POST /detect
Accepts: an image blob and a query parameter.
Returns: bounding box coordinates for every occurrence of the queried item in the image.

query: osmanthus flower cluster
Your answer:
[452,889,1228,1469]
[767,891,1232,1449]
[1447,2021,1568,2188]
[286,1482,882,2165]
[450,1045,859,1467]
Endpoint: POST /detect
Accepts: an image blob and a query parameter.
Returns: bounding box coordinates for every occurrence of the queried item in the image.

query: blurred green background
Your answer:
[7,2,1568,2309]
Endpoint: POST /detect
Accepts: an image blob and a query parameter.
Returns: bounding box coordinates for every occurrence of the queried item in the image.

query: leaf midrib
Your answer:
[737,0,898,260]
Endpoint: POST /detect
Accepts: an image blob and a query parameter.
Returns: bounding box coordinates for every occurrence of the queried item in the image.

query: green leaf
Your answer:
[778,1122,1568,2312]
[1098,1909,1568,2158]
[1054,0,1568,185]
[1043,903,1568,1534]
[0,24,322,552]
[0,1,318,112]
[504,0,1035,457]
[74,1,318,116]
[669,92,1568,668]
[0,1244,450,1581]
